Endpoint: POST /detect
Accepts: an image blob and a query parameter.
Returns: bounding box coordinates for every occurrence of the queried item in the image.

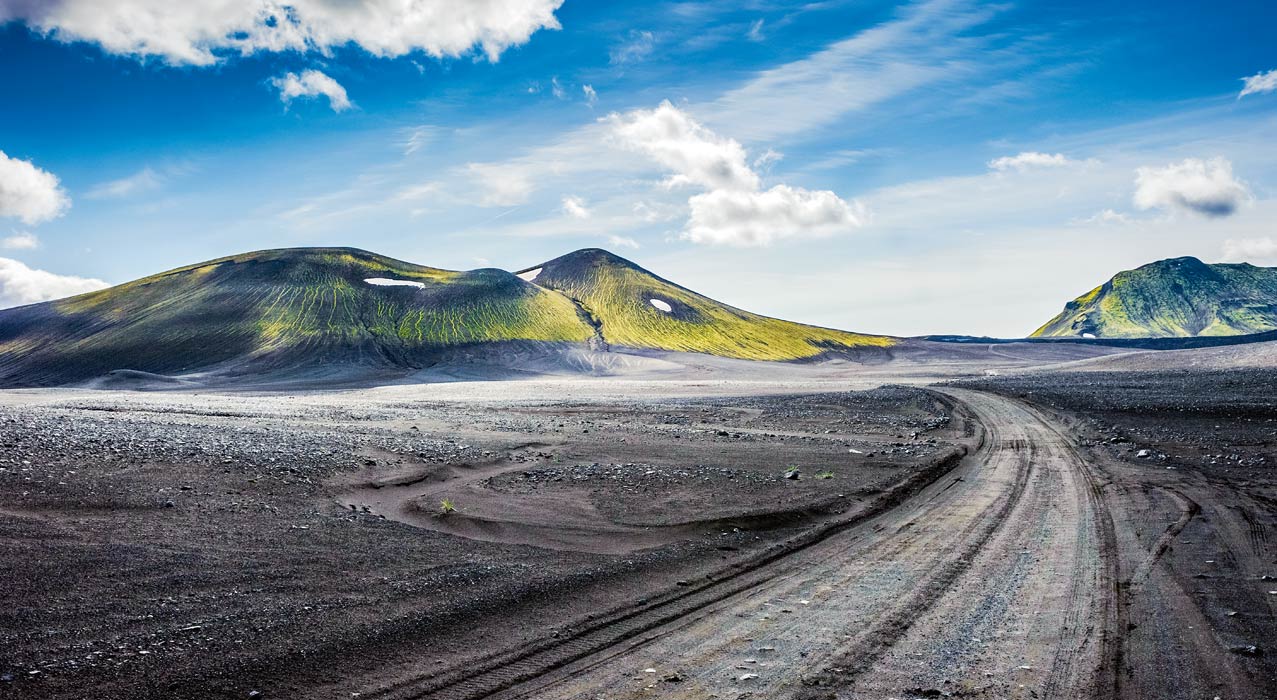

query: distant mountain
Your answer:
[0,247,892,386]
[1031,256,1277,339]
[517,248,891,361]
[0,248,590,386]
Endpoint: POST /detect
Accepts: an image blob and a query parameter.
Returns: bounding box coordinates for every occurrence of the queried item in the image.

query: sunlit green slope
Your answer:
[517,249,894,360]
[1032,256,1277,338]
[0,248,591,384]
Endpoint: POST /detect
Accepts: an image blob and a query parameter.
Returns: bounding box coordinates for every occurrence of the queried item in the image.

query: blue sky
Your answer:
[0,0,1275,336]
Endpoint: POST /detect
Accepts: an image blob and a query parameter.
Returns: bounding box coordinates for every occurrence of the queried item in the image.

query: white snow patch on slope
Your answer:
[365,278,425,289]
[517,267,542,282]
[649,298,672,312]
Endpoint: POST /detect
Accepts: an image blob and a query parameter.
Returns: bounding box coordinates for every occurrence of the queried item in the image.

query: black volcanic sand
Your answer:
[961,368,1277,697]
[0,386,968,699]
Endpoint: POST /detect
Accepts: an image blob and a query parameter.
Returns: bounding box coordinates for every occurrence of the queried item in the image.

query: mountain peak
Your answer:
[1032,257,1277,339]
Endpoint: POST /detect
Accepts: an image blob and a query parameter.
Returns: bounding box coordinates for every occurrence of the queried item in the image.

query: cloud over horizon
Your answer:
[1,0,565,66]
[0,257,109,309]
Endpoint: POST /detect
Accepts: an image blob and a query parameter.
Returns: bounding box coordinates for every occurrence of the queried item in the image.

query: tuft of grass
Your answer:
[439,498,456,515]
[816,471,834,480]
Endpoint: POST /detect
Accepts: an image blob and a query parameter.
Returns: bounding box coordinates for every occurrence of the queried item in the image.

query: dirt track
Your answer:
[351,390,1119,700]
[3,367,1274,699]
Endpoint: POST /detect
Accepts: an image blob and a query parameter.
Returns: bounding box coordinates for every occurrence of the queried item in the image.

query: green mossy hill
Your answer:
[0,248,590,385]
[518,248,894,361]
[1032,256,1277,338]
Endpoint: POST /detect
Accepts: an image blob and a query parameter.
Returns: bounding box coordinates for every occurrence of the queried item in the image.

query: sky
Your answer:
[0,0,1275,337]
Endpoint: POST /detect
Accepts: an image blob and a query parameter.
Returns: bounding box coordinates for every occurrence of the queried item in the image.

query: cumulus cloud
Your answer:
[1222,237,1277,264]
[582,84,597,106]
[271,69,352,112]
[86,166,163,199]
[1239,69,1277,98]
[0,257,109,309]
[1133,157,1249,218]
[0,151,71,225]
[608,100,759,192]
[686,185,865,246]
[1,231,39,250]
[988,151,1073,172]
[608,101,862,246]
[607,234,639,249]
[560,195,590,219]
[2,0,564,66]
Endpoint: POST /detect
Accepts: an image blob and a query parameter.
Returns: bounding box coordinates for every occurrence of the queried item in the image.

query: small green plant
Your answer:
[816,471,834,480]
[439,498,456,515]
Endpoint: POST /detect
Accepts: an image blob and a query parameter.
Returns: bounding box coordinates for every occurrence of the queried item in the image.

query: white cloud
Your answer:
[582,84,597,106]
[608,100,760,191]
[608,101,862,246]
[988,151,1073,172]
[1133,157,1249,218]
[271,69,352,112]
[1222,237,1277,264]
[753,148,783,171]
[1,231,39,250]
[0,257,109,309]
[746,19,765,42]
[551,76,566,100]
[1078,209,1133,226]
[0,151,70,225]
[467,162,534,206]
[1239,69,1277,98]
[607,234,639,249]
[3,0,564,66]
[86,166,163,199]
[610,29,654,64]
[560,195,590,219]
[401,126,436,156]
[698,0,999,142]
[686,185,864,246]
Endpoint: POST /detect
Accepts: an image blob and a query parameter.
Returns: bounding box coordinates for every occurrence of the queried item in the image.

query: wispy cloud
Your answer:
[1,231,39,250]
[1222,237,1277,263]
[1239,68,1277,98]
[610,29,655,64]
[87,167,163,200]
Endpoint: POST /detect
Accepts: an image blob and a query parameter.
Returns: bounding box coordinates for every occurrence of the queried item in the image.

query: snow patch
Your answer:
[649,298,672,313]
[364,278,425,289]
[518,267,542,282]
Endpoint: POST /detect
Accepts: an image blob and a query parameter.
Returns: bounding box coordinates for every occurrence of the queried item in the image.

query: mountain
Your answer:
[1031,256,1277,339]
[0,248,591,386]
[516,248,892,361]
[0,247,892,386]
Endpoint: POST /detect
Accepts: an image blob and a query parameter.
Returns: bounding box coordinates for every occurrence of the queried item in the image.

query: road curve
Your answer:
[369,390,1119,700]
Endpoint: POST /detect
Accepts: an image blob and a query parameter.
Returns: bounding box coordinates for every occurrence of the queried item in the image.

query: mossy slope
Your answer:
[518,249,894,361]
[1032,256,1277,338]
[0,247,590,385]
